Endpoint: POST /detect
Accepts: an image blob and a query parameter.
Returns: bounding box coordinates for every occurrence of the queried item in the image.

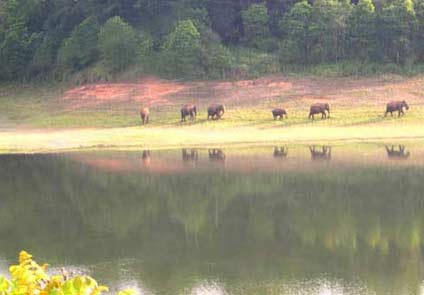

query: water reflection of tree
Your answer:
[1,155,424,294]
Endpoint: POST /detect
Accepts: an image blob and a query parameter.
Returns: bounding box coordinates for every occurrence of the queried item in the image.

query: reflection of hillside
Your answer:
[1,153,424,294]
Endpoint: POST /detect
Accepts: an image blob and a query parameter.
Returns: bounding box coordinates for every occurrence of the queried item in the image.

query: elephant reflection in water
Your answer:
[274,147,288,159]
[182,149,199,165]
[209,149,226,163]
[385,145,410,159]
[142,150,151,166]
[310,146,332,161]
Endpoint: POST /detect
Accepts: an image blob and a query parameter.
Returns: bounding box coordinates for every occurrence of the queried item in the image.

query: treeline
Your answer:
[0,0,423,82]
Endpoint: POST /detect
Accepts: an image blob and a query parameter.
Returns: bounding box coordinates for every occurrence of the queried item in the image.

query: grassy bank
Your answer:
[1,75,424,153]
[1,122,423,153]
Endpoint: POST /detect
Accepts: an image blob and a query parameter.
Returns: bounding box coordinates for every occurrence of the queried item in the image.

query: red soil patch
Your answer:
[61,75,424,110]
[63,77,187,109]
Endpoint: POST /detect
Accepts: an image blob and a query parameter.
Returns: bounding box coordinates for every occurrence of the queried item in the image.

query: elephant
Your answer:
[207,104,225,120]
[385,100,409,117]
[140,107,150,124]
[309,103,330,120]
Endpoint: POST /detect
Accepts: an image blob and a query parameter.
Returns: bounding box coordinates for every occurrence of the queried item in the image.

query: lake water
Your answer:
[1,144,424,295]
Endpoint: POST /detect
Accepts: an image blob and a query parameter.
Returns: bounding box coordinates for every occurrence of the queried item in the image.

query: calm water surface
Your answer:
[1,144,424,295]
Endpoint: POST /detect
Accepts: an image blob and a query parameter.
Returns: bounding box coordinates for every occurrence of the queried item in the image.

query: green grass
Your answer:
[1,79,424,153]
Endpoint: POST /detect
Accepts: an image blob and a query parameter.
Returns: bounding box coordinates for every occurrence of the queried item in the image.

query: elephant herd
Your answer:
[140,145,410,166]
[139,100,410,124]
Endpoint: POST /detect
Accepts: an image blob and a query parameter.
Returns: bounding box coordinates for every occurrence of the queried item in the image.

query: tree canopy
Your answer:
[0,0,424,81]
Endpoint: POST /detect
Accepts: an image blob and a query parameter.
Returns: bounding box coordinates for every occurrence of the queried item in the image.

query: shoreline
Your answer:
[1,125,423,154]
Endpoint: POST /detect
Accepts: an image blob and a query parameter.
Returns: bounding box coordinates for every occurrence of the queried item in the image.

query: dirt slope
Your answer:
[61,75,424,110]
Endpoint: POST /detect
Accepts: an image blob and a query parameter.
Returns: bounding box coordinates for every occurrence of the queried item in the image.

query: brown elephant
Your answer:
[274,146,288,158]
[309,103,330,120]
[209,149,226,162]
[181,104,197,122]
[310,146,332,161]
[385,145,410,159]
[385,100,409,117]
[140,107,150,124]
[272,108,287,120]
[207,104,225,120]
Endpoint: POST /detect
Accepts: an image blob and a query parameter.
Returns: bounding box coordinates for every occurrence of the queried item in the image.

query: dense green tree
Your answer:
[28,35,57,77]
[0,22,39,79]
[413,0,424,62]
[57,16,100,71]
[279,1,315,64]
[207,0,243,43]
[241,3,276,51]
[377,0,416,64]
[346,0,377,60]
[0,0,45,79]
[312,0,352,62]
[1,0,424,81]
[98,16,139,72]
[162,19,203,77]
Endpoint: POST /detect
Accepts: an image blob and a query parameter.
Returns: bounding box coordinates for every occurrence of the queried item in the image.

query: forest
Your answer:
[0,0,423,82]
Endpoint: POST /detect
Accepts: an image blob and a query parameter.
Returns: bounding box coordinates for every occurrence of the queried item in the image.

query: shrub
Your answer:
[0,251,136,295]
[202,43,235,79]
[232,48,279,78]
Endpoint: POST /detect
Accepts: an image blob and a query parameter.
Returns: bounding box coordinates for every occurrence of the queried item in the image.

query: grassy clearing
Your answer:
[1,75,424,152]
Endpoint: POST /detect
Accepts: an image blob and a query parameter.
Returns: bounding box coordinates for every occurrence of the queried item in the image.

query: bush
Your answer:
[202,43,235,79]
[98,16,138,72]
[57,16,100,71]
[0,251,136,295]
[231,48,280,78]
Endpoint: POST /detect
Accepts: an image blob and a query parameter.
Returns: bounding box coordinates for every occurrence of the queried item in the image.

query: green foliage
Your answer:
[202,43,235,78]
[161,19,203,78]
[415,0,424,62]
[279,1,315,64]
[98,16,139,72]
[1,0,424,81]
[0,251,136,295]
[0,22,40,80]
[0,0,43,80]
[29,35,57,77]
[312,0,352,62]
[346,0,377,60]
[57,16,100,71]
[232,48,280,78]
[377,0,416,64]
[241,3,276,51]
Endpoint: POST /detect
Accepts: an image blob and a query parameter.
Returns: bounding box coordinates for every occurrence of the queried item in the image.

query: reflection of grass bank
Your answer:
[1,123,423,153]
